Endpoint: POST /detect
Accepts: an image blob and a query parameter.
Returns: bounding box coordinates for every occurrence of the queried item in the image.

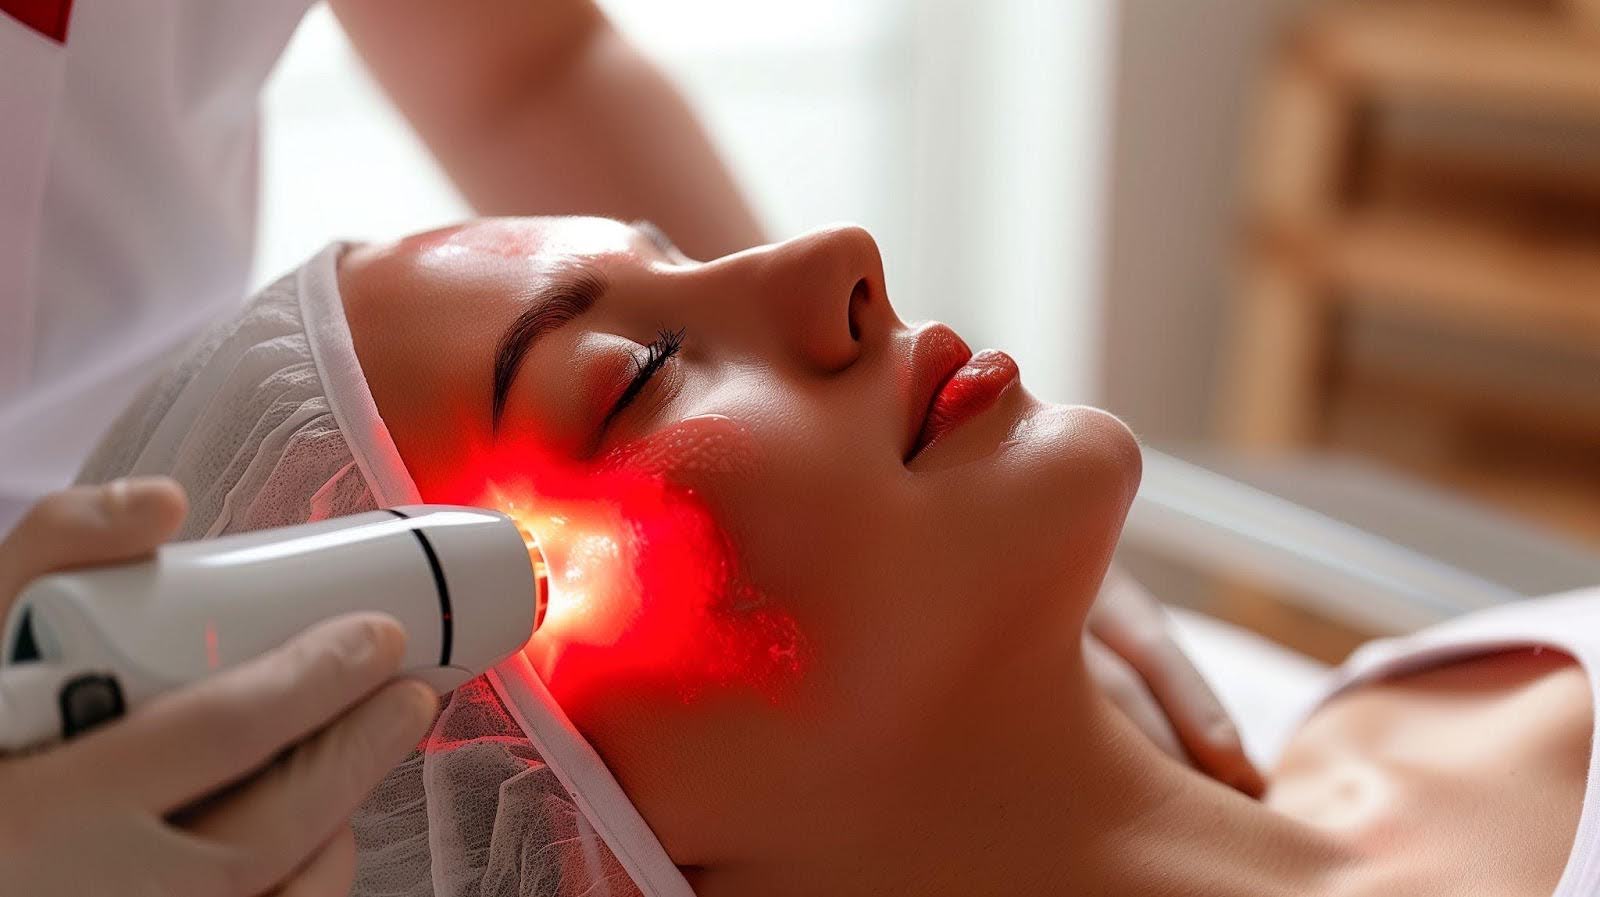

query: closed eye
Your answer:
[602,327,685,431]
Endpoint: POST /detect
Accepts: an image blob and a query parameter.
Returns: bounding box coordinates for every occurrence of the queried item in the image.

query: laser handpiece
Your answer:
[0,506,549,753]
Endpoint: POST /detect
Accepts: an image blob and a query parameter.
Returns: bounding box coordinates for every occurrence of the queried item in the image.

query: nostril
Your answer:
[847,278,868,342]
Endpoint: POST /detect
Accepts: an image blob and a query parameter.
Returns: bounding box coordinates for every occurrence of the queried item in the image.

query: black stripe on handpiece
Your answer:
[387,509,453,666]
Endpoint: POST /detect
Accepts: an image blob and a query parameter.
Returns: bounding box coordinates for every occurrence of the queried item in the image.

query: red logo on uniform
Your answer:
[2,0,73,43]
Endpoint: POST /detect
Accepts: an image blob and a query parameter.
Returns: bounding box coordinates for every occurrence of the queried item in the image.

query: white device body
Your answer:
[0,506,540,752]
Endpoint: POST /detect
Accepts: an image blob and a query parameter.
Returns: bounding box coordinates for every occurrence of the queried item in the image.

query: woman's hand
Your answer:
[0,478,437,896]
[1086,567,1266,797]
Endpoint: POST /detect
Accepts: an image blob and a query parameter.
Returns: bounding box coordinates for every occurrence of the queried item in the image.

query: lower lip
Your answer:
[913,349,1019,458]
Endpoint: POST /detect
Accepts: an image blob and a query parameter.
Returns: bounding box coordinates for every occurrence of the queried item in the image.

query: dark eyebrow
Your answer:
[491,266,610,431]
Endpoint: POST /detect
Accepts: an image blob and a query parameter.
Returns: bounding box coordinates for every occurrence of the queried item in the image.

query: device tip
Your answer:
[514,523,549,632]
[530,548,549,631]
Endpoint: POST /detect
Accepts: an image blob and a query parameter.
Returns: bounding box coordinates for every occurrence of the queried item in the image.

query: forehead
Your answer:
[400,217,640,270]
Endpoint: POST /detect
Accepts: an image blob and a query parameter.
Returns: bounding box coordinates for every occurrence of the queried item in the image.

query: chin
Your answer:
[991,400,1142,580]
[1007,397,1141,497]
[1065,404,1143,496]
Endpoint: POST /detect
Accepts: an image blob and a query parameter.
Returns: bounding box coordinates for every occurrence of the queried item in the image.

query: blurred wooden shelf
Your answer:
[1290,209,1600,348]
[1306,3,1600,116]
[1423,461,1600,548]
[1225,0,1600,558]
[1329,384,1600,545]
[1364,133,1600,229]
[1338,352,1600,447]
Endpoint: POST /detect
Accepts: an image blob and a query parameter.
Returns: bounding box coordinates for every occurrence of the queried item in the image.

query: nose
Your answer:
[713,224,895,375]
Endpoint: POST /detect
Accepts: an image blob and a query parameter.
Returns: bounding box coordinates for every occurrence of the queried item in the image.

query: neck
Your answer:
[693,648,1356,897]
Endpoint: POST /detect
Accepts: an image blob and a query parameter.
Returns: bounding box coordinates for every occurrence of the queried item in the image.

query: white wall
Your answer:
[256,7,468,277]
[257,1,1114,403]
[1097,0,1315,441]
[904,0,1116,403]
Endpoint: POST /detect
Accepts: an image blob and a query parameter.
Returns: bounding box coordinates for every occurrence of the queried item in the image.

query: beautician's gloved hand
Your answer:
[0,478,437,896]
[1086,567,1266,797]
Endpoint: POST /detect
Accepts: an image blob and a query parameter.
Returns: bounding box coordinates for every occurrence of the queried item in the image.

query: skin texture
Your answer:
[323,0,1268,796]
[340,218,1590,897]
[288,6,1267,854]
[1273,648,1592,897]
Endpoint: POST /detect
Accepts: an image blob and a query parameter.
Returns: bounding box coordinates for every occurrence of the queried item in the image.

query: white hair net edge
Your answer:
[295,243,422,508]
[298,242,694,895]
[489,655,697,897]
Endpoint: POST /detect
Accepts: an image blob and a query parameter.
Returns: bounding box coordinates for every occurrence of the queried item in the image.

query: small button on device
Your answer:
[59,674,125,738]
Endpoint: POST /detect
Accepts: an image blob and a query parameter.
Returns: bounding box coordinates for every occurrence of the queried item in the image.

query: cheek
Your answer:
[441,417,808,710]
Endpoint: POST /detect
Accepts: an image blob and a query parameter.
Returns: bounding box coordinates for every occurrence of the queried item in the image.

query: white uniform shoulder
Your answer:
[0,0,314,532]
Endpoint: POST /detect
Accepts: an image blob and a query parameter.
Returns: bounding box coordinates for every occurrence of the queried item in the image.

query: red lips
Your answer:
[902,325,1019,463]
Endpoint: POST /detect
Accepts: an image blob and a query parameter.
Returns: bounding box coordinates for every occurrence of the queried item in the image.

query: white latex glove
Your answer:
[1086,566,1266,797]
[0,478,437,896]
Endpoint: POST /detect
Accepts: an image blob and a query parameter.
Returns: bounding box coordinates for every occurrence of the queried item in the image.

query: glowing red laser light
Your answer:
[430,417,807,709]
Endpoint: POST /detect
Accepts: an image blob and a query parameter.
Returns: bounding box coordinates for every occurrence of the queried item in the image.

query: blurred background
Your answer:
[259,0,1113,405]
[259,0,1600,662]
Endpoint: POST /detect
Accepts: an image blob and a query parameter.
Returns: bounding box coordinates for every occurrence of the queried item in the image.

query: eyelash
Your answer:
[602,327,685,430]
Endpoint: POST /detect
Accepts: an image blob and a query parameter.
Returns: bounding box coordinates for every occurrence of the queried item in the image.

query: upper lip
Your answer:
[900,323,973,463]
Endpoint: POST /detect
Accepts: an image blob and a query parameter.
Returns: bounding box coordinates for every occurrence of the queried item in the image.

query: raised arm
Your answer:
[330,0,767,259]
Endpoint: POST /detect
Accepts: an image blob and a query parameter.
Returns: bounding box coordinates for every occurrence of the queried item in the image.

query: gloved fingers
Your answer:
[1127,630,1265,797]
[0,477,187,606]
[48,612,410,814]
[185,679,433,895]
[266,824,357,897]
[1084,635,1184,761]
[1089,571,1266,796]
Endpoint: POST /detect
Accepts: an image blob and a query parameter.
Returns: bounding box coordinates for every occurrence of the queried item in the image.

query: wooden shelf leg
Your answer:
[1224,258,1336,448]
[1224,46,1355,451]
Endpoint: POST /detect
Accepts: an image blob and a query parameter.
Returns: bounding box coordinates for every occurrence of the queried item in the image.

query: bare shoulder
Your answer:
[1273,648,1591,897]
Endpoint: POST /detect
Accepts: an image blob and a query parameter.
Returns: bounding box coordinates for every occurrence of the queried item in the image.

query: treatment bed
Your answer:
[1126,449,1600,762]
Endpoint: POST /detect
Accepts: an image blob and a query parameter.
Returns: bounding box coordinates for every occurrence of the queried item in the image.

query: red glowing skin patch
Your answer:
[432,416,805,707]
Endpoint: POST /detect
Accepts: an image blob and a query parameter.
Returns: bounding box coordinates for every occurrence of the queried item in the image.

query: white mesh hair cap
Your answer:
[77,243,694,897]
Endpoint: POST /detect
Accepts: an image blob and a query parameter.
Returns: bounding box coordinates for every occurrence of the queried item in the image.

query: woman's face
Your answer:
[340,217,1141,863]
